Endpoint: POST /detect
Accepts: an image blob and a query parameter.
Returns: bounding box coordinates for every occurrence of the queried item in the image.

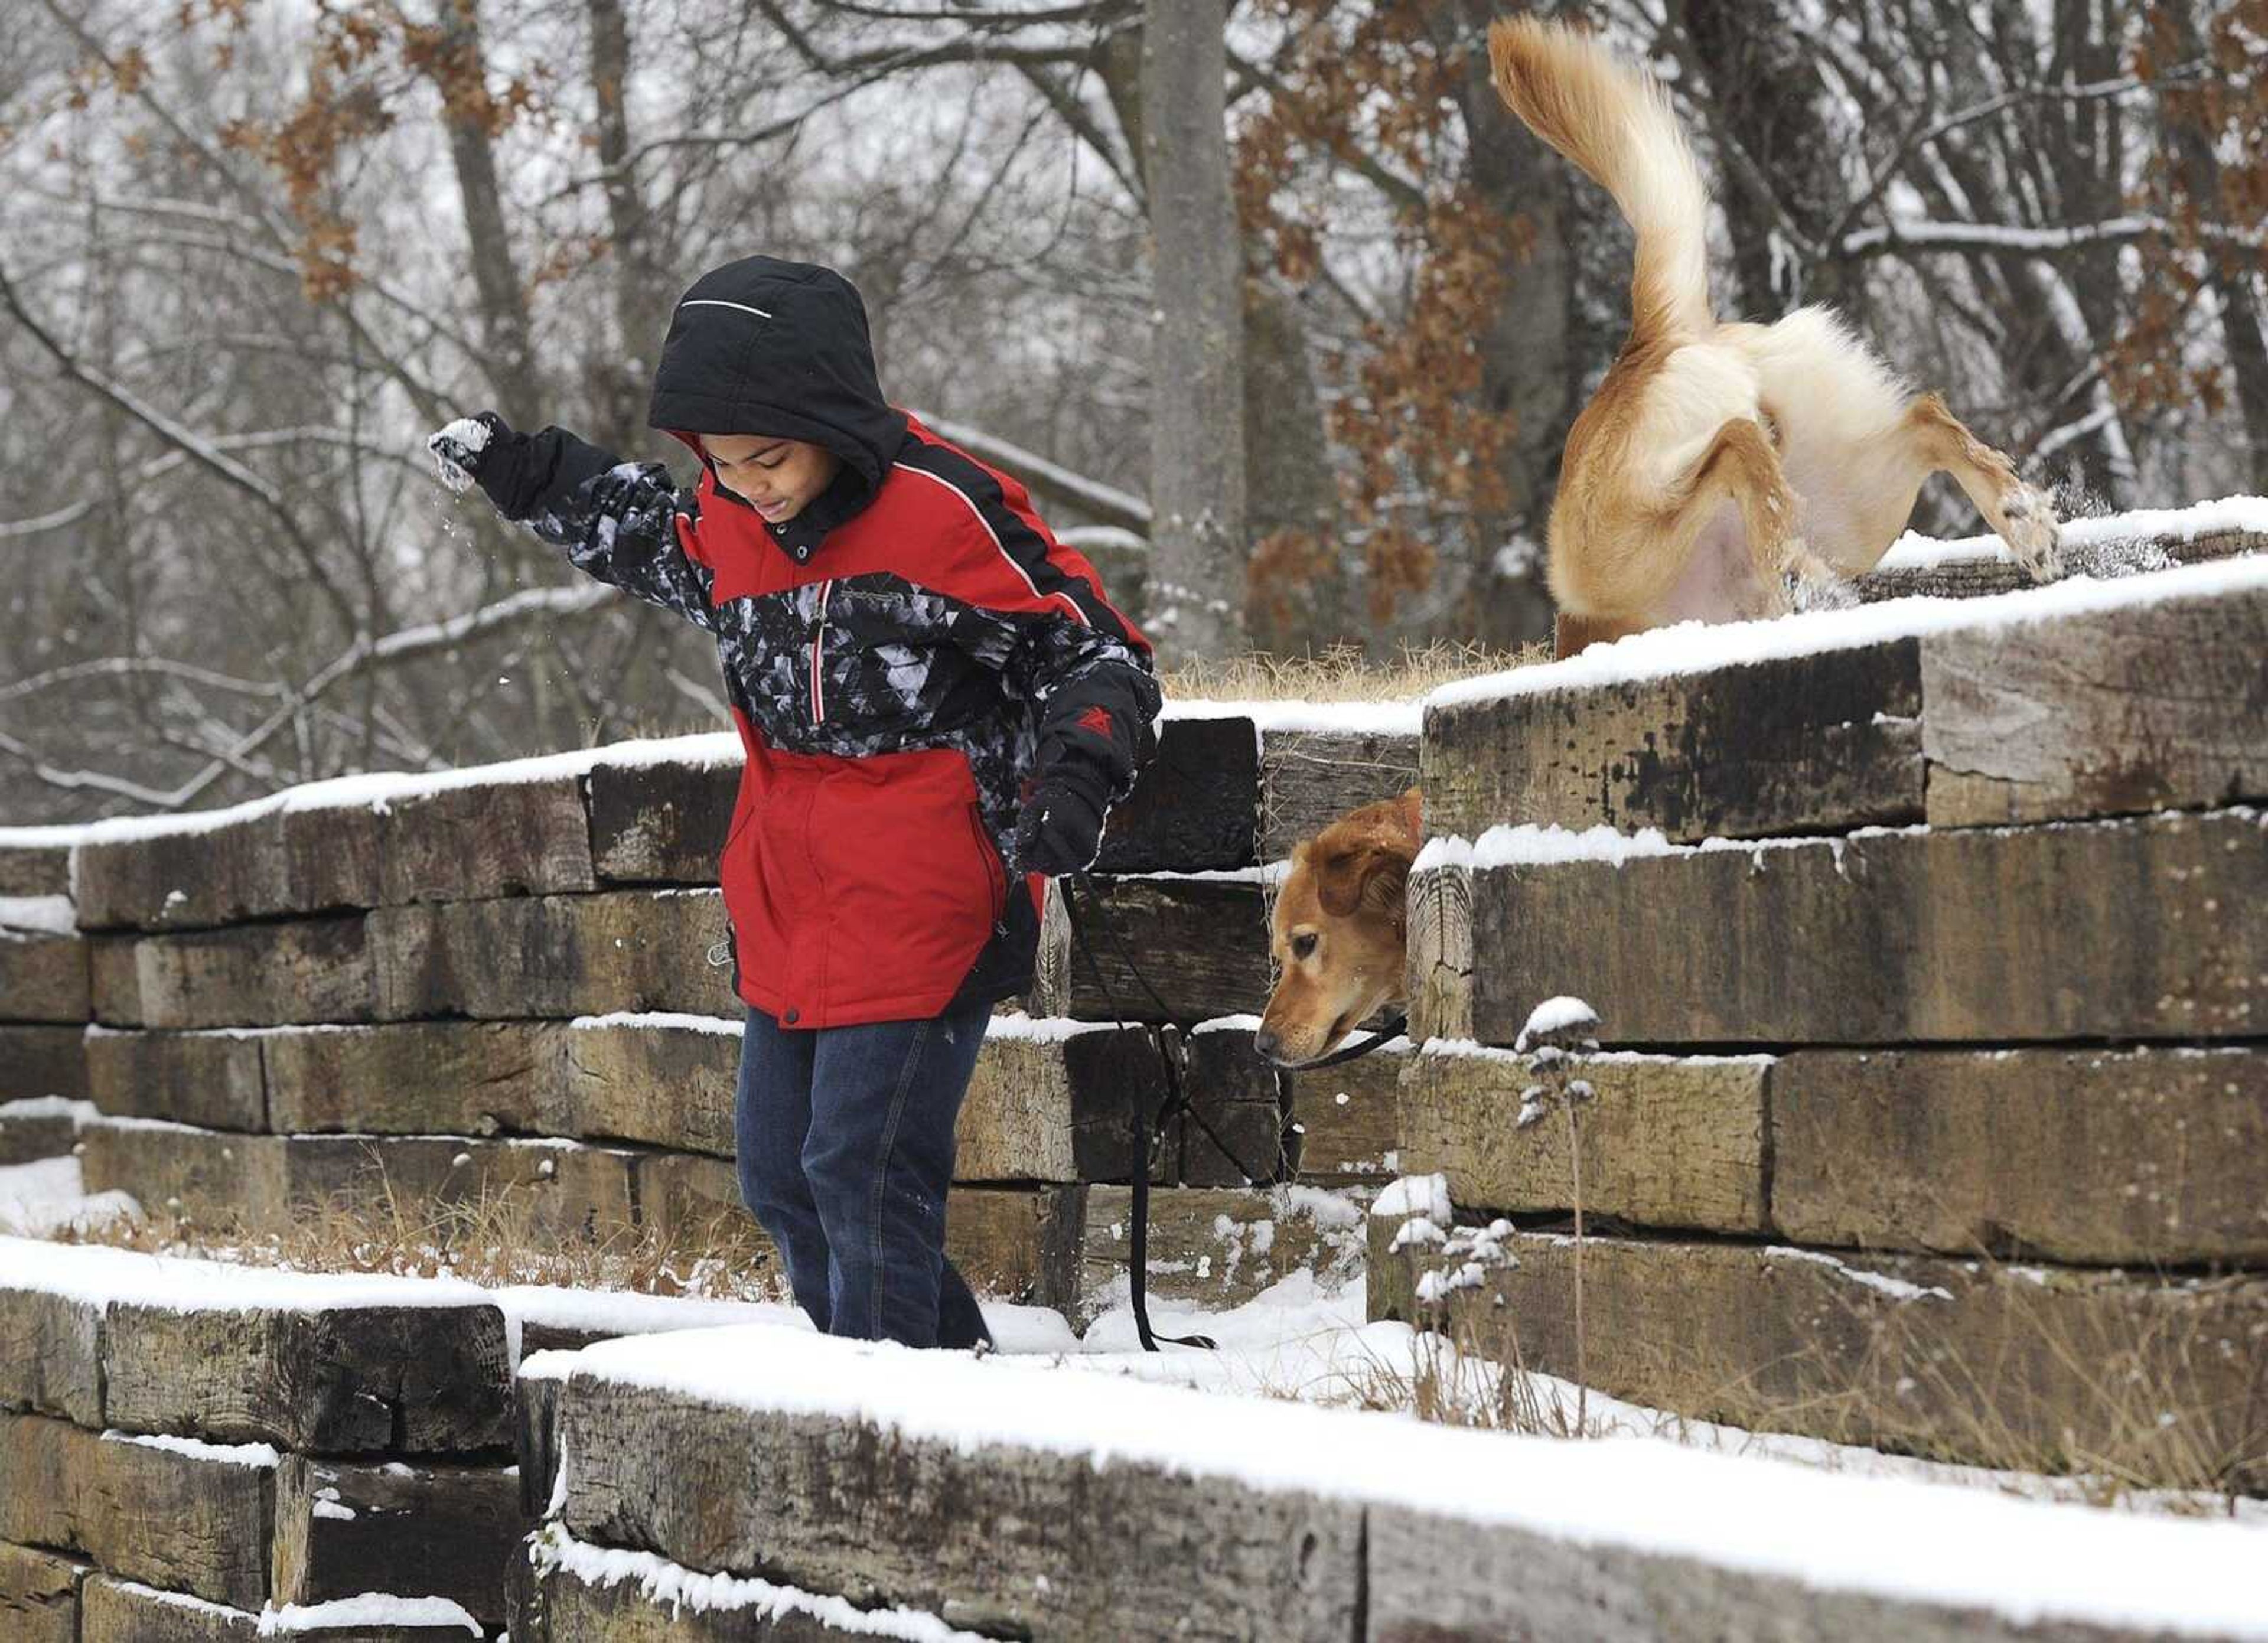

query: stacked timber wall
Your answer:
[506,1305,2268,1642]
[2,713,1418,1317]
[0,1240,516,1639]
[1378,545,2268,1490]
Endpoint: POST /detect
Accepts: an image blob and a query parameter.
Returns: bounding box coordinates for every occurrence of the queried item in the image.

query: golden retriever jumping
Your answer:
[1490,18,2064,657]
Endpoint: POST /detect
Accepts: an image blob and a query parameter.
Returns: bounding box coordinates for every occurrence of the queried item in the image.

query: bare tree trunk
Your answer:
[1446,0,1567,647]
[435,0,542,430]
[1242,274,1344,655]
[1140,0,1246,662]
[1672,0,1849,317]
[586,0,662,455]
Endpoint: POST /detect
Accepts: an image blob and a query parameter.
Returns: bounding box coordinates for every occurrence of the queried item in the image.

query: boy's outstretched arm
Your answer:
[429,412,716,632]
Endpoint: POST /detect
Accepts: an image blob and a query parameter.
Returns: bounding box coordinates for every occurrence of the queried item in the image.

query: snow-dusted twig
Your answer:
[1518,995,1602,1437]
[0,583,620,813]
[1839,212,2264,259]
[907,410,1151,530]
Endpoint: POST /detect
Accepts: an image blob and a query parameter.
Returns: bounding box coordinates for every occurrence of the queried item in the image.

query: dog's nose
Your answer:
[1253,1027,1280,1062]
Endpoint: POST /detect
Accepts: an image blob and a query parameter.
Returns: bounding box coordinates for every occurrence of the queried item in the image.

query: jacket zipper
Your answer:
[809,579,835,723]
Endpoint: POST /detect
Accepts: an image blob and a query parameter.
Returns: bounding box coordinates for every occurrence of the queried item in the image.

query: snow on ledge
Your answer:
[536,1525,991,1639]
[35,729,743,850]
[558,1323,2268,1639]
[1877,493,2268,571]
[569,1010,745,1036]
[256,1593,483,1636]
[0,1233,501,1315]
[1427,547,2268,712]
[0,895,77,936]
[102,1428,281,1469]
[1162,697,1423,736]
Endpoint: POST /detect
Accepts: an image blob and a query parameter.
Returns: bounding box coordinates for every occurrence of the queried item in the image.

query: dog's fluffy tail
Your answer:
[1488,17,1712,341]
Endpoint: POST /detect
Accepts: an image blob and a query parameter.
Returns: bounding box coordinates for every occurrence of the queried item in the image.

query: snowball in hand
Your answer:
[426,416,493,494]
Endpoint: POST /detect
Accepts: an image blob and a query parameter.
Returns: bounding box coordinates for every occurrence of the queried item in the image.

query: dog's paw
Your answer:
[1785,571,1859,615]
[1999,484,2064,581]
[1780,543,1858,615]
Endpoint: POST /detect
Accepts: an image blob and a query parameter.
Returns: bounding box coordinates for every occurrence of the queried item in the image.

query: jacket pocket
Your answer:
[967,802,1007,925]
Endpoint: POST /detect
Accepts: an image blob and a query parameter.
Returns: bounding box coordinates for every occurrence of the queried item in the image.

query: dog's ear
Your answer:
[1314,837,1412,921]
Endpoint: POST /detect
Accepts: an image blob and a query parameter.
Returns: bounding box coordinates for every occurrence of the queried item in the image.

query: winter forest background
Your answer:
[0,0,2262,824]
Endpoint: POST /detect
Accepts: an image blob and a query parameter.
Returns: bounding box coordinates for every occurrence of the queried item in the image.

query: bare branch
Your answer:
[1839,213,2264,259]
[0,258,364,637]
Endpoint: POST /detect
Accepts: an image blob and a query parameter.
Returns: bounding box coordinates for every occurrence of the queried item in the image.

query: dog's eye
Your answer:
[1291,932,1317,961]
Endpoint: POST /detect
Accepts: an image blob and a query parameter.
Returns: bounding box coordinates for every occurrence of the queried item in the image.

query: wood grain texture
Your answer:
[1279,1035,1406,1181]
[0,1413,273,1608]
[0,1541,83,1643]
[1854,524,2261,604]
[83,1028,263,1129]
[954,1024,1168,1184]
[102,1300,511,1455]
[90,917,373,1030]
[1047,876,1273,1024]
[0,1026,89,1102]
[0,1283,103,1426]
[73,805,382,933]
[370,891,734,1021]
[1373,1224,2268,1491]
[554,1377,1362,1641]
[262,1021,559,1137]
[587,758,738,885]
[273,1452,520,1624]
[0,843,70,899]
[1423,640,1923,843]
[1771,1047,2268,1264]
[1922,581,2268,825]
[0,927,90,1025]
[1456,809,2268,1047]
[1258,728,1420,861]
[379,775,597,904]
[1398,1047,1770,1233]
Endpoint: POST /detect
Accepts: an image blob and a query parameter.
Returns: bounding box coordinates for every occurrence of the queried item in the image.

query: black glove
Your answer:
[427,411,549,520]
[1010,767,1110,878]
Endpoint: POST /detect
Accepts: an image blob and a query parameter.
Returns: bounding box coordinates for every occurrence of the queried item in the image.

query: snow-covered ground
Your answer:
[566,1314,2268,1640]
[3,1160,2256,1530]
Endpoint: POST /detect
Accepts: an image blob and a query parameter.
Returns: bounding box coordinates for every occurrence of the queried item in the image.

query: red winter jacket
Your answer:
[494,257,1157,1028]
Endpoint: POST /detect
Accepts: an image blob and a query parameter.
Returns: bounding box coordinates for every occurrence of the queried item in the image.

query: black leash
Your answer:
[1055,872,1410,1352]
[1059,873,1217,1351]
[1284,1015,1409,1071]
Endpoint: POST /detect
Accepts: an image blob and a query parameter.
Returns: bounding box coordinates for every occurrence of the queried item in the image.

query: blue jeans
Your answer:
[733,1002,993,1349]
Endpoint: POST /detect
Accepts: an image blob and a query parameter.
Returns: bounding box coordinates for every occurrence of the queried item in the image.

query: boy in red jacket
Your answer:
[431,256,1157,1349]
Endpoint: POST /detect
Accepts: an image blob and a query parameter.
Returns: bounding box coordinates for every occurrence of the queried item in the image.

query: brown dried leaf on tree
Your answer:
[1231,0,1520,623]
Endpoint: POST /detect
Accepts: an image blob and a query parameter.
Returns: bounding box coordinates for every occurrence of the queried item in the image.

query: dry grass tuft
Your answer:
[59,1175,784,1303]
[1161,640,1546,703]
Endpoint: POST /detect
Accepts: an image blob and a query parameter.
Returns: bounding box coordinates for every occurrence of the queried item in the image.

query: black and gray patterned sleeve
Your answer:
[503,426,718,633]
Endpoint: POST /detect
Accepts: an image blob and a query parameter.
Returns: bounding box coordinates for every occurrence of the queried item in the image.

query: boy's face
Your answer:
[702,433,842,524]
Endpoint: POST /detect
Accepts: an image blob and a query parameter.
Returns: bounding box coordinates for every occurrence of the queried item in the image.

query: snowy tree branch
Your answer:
[1839,214,2264,259]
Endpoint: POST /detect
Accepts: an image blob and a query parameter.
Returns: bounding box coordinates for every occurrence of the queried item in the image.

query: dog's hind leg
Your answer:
[1904,394,2062,578]
[1837,393,2063,580]
[1553,611,1649,659]
[1657,416,1838,619]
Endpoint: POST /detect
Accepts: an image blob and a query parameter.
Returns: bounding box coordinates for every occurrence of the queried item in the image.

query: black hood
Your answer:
[647,256,909,549]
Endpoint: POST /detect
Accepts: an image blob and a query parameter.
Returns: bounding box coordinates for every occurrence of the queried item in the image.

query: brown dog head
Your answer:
[1256,787,1421,1067]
